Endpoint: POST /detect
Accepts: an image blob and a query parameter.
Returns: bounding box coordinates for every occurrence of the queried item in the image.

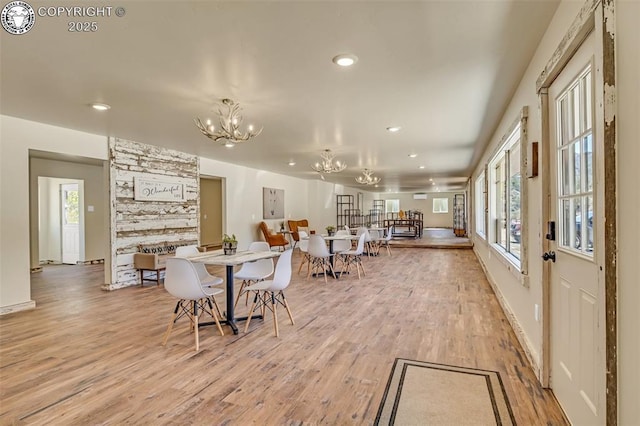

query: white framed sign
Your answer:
[134,177,185,202]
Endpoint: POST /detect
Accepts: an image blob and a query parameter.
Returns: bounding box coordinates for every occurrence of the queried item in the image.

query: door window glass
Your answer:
[556,65,594,256]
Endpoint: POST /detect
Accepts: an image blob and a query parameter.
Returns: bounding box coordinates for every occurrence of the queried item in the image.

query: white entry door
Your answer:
[61,183,80,264]
[548,31,604,425]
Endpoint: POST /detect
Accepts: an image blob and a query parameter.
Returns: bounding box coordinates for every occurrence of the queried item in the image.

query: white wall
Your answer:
[200,157,376,245]
[616,0,640,422]
[377,192,457,228]
[0,116,108,312]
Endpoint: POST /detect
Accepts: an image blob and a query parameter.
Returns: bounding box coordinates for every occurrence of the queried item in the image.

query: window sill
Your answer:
[489,243,522,280]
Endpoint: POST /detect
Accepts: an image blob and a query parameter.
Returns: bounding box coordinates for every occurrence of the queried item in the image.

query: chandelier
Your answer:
[194,98,262,146]
[355,169,381,185]
[311,149,346,174]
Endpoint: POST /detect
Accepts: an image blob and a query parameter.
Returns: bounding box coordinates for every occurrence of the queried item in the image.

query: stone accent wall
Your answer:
[107,138,199,289]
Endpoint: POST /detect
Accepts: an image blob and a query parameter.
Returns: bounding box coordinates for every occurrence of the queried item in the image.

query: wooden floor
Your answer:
[0,248,567,425]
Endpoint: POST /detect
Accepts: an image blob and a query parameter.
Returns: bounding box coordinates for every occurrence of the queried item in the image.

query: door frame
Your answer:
[537,0,617,423]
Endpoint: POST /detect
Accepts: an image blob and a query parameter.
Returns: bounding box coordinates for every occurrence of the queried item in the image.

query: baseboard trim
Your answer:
[77,259,105,265]
[473,249,542,382]
[0,300,36,316]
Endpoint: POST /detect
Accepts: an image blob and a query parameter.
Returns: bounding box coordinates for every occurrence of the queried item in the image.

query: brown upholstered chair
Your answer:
[287,219,315,248]
[259,221,289,251]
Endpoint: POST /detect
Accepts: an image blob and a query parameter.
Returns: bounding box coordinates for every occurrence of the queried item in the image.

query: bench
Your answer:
[133,242,191,286]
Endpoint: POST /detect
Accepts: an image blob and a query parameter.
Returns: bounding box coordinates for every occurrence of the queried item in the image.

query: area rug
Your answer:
[375,359,516,425]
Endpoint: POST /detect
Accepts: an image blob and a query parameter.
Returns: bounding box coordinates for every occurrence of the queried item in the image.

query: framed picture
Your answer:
[263,187,284,219]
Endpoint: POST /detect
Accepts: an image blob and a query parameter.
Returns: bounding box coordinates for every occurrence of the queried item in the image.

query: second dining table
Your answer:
[186,249,281,334]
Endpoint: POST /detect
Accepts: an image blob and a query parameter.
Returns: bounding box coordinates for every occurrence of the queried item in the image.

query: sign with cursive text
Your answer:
[134,177,185,202]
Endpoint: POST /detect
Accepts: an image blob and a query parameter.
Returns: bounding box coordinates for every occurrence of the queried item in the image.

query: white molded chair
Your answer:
[378,227,393,256]
[355,227,374,256]
[339,233,367,279]
[368,229,382,255]
[332,229,353,255]
[243,249,295,337]
[234,241,274,309]
[307,234,336,283]
[162,257,224,351]
[297,231,311,276]
[175,245,224,287]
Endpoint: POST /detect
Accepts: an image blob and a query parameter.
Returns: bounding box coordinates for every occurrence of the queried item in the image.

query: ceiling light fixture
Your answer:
[419,166,425,169]
[355,169,381,185]
[332,53,358,67]
[408,153,417,158]
[386,126,401,132]
[312,149,346,174]
[194,98,262,147]
[288,161,296,166]
[91,103,110,111]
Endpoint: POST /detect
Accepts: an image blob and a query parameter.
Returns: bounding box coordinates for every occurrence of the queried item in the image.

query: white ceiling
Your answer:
[1,0,559,193]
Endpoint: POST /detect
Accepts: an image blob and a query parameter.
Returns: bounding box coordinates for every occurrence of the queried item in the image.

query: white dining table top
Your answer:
[323,234,358,241]
[184,250,281,266]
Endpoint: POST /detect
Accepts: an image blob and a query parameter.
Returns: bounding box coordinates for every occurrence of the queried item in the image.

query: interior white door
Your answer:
[61,183,80,264]
[548,31,604,425]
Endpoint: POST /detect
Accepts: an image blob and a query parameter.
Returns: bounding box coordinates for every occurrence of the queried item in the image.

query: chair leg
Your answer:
[271,292,279,337]
[234,280,248,310]
[206,297,225,336]
[298,255,306,275]
[193,301,200,352]
[281,292,295,325]
[162,300,181,346]
[244,292,259,332]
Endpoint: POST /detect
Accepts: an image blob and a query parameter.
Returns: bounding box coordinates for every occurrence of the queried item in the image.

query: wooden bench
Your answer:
[133,242,192,286]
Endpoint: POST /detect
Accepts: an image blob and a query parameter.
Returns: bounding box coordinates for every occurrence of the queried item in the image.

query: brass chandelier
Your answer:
[355,169,381,185]
[194,98,262,147]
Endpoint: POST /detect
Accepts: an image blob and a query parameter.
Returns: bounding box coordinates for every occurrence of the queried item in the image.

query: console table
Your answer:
[383,219,424,238]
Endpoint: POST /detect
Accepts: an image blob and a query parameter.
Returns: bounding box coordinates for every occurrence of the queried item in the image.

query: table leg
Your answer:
[224,265,238,334]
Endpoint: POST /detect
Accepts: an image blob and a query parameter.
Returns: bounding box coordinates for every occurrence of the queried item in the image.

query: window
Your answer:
[432,198,448,213]
[489,124,521,263]
[475,172,486,238]
[556,66,593,255]
[385,199,399,213]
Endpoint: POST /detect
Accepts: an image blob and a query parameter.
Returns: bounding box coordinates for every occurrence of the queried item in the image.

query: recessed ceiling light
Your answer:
[419,166,425,169]
[224,141,235,148]
[288,161,296,166]
[429,178,433,181]
[386,126,401,132]
[332,53,358,67]
[91,103,110,111]
[408,154,417,158]
[432,182,436,185]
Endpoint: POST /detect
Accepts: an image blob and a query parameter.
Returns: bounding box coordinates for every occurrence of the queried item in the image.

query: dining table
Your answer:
[187,249,281,334]
[321,233,358,277]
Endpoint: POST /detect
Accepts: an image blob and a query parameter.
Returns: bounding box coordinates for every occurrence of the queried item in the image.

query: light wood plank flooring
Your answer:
[0,248,567,424]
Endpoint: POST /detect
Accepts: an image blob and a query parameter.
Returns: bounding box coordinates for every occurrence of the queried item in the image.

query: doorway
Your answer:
[200,177,223,249]
[36,177,85,265]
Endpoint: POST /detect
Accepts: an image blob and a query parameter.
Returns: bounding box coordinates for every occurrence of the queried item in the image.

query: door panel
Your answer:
[549,31,603,425]
[61,183,80,264]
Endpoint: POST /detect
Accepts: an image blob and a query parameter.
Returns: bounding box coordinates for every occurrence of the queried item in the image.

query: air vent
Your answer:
[413,193,427,200]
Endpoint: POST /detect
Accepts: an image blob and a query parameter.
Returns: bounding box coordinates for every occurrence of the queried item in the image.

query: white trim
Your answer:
[0,300,36,315]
